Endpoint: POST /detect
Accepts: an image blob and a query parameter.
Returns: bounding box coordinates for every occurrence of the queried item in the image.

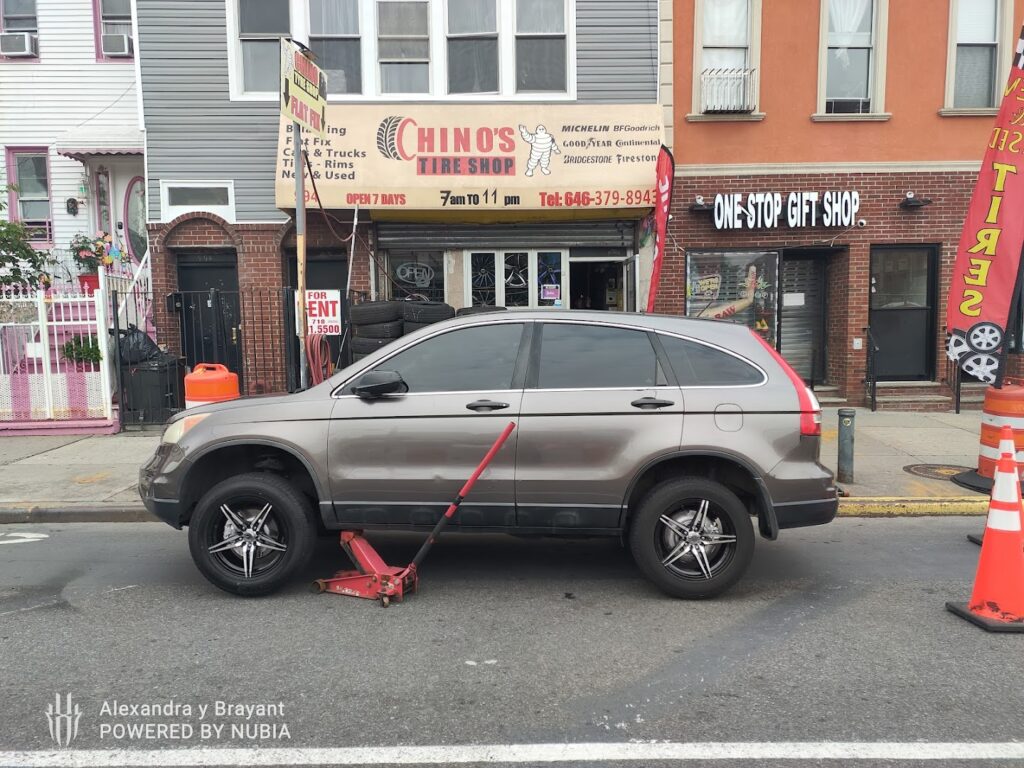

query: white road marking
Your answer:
[104,585,139,593]
[2,742,1024,766]
[0,532,49,545]
[0,600,60,617]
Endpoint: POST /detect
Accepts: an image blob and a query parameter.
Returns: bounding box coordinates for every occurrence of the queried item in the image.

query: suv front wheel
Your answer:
[629,478,754,599]
[187,473,317,596]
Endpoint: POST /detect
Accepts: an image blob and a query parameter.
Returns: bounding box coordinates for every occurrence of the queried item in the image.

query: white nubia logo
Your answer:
[46,693,81,748]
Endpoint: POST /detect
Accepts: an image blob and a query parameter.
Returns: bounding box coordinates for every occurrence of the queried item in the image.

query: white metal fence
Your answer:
[0,287,112,423]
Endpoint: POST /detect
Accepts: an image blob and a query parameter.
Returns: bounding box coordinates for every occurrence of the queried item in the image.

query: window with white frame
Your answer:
[232,0,573,99]
[159,181,236,223]
[2,0,37,34]
[700,0,755,113]
[824,0,876,114]
[310,0,362,94]
[448,0,499,93]
[378,0,430,93]
[952,0,999,108]
[7,150,51,243]
[98,0,132,35]
[238,0,291,93]
[515,0,566,92]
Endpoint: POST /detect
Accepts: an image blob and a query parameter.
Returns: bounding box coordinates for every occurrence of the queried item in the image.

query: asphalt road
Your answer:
[0,517,1022,767]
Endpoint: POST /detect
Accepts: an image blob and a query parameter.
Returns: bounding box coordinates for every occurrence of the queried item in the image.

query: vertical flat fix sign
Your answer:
[280,39,327,138]
[645,146,675,313]
[945,27,1024,384]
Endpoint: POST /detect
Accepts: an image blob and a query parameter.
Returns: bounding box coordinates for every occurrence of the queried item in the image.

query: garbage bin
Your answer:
[120,354,186,425]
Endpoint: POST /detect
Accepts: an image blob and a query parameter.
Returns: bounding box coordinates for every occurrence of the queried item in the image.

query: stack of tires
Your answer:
[349,300,456,363]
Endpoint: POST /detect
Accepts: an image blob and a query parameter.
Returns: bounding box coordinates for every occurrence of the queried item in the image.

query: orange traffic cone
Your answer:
[968,425,1020,546]
[947,447,1024,631]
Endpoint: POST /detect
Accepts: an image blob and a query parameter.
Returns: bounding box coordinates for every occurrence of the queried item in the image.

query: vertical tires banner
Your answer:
[946,27,1024,384]
[646,146,675,314]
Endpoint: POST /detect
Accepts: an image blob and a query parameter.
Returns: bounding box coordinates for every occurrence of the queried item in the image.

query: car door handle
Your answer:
[466,399,510,412]
[631,397,674,410]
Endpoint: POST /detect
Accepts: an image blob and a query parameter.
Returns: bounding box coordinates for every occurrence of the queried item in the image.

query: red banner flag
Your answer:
[946,27,1024,384]
[646,146,675,314]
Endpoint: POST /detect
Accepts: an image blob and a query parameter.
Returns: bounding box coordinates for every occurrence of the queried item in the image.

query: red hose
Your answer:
[306,333,332,385]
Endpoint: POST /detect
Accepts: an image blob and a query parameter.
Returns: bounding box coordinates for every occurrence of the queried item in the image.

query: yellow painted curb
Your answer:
[838,496,988,516]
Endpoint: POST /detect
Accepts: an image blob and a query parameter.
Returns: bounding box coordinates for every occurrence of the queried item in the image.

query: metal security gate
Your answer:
[779,255,826,384]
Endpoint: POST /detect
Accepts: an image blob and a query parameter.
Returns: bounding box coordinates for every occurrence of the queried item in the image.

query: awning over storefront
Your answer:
[54,126,144,162]
[275,103,663,215]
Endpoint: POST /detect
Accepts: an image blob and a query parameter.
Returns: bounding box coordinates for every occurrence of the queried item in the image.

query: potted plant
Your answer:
[0,188,52,292]
[61,334,102,369]
[70,231,113,294]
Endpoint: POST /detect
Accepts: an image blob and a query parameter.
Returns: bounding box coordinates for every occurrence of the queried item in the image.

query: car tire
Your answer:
[187,473,317,597]
[402,320,435,333]
[456,305,508,316]
[354,319,404,339]
[351,335,395,354]
[402,301,455,323]
[628,478,754,599]
[350,300,402,325]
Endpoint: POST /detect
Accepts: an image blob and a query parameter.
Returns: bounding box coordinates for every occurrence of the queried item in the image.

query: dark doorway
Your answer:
[869,245,938,381]
[287,250,349,369]
[175,251,243,377]
[779,252,827,384]
[570,261,624,311]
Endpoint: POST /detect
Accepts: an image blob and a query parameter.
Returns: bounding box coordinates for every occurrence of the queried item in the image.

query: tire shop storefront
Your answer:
[276,103,665,332]
[649,169,983,405]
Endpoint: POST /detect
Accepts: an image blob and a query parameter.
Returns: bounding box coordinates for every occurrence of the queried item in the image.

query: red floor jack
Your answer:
[313,421,516,606]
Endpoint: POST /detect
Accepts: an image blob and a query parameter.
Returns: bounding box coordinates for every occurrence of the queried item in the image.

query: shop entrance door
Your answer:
[779,253,827,384]
[869,246,937,381]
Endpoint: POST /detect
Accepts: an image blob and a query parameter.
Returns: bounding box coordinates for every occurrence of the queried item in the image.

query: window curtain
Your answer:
[828,0,871,72]
[703,0,748,47]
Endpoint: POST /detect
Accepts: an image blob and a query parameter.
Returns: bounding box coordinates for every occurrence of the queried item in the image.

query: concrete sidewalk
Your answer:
[0,407,989,522]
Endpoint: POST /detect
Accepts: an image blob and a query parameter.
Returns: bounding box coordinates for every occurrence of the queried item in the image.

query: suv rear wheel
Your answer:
[187,473,316,596]
[629,478,754,599]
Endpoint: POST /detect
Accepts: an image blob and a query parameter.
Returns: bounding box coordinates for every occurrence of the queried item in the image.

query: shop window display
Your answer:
[685,251,779,347]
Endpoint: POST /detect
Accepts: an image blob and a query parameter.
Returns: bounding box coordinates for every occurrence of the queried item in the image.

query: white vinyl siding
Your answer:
[0,0,141,260]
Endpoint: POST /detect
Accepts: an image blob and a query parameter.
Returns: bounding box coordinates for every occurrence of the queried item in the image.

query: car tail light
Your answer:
[750,331,822,436]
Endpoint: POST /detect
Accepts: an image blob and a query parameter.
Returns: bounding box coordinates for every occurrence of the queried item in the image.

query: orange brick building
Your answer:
[661,0,1024,407]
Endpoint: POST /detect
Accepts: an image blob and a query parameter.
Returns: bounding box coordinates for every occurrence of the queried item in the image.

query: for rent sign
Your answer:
[274,104,663,211]
[945,28,1024,384]
[303,290,341,336]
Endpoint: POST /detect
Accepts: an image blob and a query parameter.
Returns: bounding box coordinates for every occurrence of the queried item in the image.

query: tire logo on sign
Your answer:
[377,116,404,160]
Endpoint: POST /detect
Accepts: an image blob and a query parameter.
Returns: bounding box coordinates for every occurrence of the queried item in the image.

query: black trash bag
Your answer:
[115,324,162,364]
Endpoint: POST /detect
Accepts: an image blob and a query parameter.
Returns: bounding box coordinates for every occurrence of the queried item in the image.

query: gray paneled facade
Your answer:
[139,0,659,223]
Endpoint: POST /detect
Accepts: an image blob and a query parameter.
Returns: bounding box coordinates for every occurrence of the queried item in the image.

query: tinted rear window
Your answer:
[658,334,764,386]
[537,323,662,389]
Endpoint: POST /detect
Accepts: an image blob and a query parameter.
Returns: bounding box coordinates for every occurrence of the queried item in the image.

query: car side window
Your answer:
[658,334,764,387]
[535,323,664,389]
[352,323,524,393]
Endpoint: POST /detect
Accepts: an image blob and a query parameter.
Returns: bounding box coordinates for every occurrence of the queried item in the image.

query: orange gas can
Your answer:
[185,363,240,408]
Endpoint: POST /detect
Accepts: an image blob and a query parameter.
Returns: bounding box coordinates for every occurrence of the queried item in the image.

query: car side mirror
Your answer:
[353,370,408,399]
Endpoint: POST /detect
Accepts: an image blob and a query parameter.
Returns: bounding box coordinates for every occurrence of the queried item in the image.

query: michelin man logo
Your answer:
[518,124,560,176]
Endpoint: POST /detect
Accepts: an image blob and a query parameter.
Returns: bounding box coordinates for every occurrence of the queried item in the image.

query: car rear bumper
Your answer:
[773,496,838,529]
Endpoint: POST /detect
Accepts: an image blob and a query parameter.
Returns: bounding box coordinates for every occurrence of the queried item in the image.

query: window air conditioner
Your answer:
[101,34,133,57]
[0,32,38,57]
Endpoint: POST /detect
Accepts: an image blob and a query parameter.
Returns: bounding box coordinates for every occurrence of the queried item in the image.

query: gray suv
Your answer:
[140,311,836,599]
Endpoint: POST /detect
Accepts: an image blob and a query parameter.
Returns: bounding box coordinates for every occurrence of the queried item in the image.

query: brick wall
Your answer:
[148,211,375,393]
[655,169,982,404]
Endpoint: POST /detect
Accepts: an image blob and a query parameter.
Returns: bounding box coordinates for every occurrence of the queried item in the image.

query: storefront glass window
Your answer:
[388,250,445,301]
[470,252,498,306]
[536,251,562,307]
[685,250,779,347]
[504,252,529,306]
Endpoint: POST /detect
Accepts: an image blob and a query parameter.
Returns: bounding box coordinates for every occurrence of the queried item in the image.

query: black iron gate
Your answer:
[111,286,297,426]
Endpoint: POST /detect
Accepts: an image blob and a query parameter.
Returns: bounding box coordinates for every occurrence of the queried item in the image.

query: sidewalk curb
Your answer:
[0,498,990,523]
[838,496,987,516]
[0,506,156,524]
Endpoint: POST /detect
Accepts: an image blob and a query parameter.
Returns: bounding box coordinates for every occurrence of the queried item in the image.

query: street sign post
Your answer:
[281,38,327,389]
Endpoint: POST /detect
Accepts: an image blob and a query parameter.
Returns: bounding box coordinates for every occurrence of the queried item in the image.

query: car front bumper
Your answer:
[139,443,188,529]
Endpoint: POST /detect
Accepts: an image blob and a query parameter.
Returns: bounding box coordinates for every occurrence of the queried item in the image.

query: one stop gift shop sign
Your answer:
[300,290,342,335]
